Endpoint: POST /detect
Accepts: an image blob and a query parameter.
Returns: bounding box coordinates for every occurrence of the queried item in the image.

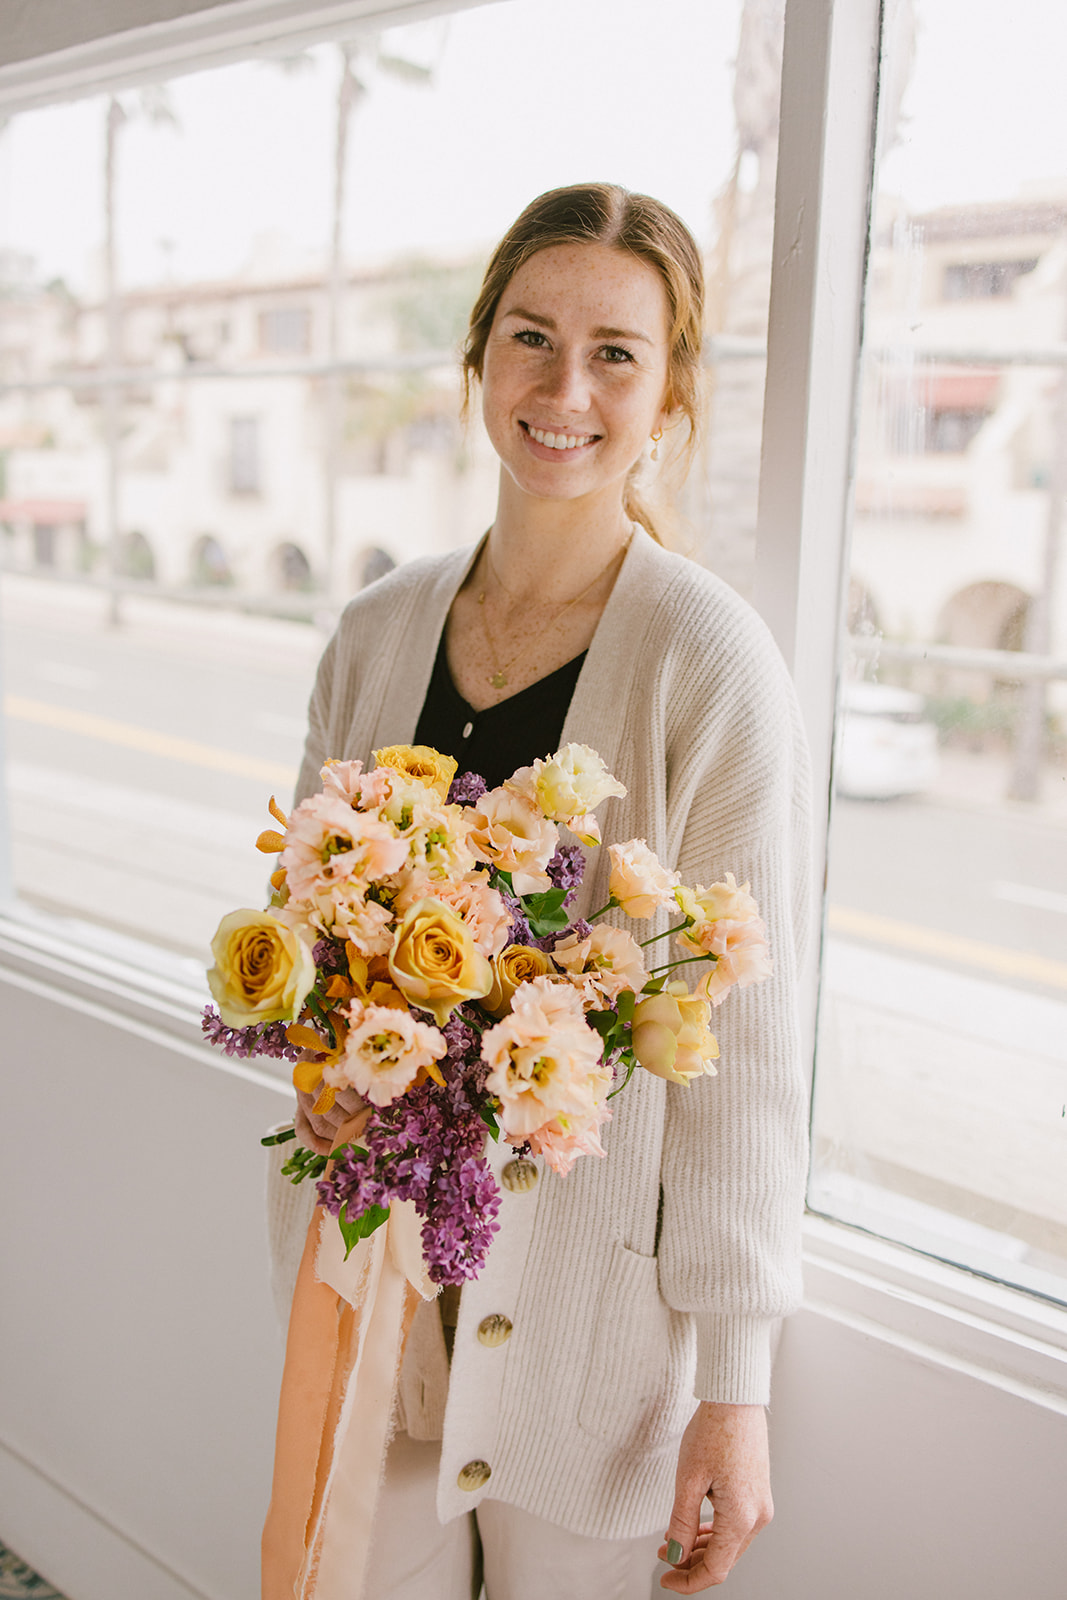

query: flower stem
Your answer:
[639,923,686,948]
[586,897,619,922]
[647,953,718,977]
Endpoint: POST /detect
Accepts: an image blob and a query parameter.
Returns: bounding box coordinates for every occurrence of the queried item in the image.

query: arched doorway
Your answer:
[191,534,234,587]
[271,541,312,593]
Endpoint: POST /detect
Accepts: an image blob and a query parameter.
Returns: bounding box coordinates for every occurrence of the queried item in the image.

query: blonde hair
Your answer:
[462,183,705,542]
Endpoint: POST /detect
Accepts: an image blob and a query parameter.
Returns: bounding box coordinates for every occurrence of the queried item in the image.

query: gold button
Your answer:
[457,1459,492,1491]
[501,1157,538,1193]
[477,1313,513,1347]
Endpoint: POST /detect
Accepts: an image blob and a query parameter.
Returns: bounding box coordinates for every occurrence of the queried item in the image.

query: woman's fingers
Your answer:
[658,1402,773,1591]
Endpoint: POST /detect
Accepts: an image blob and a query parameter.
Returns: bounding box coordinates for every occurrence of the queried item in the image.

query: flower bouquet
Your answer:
[203,742,771,1286]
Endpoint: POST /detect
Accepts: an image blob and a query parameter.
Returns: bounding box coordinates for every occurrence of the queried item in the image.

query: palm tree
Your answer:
[320,39,432,594]
[101,87,178,624]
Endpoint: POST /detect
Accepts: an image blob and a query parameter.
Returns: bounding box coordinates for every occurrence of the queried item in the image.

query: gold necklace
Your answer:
[476,531,632,691]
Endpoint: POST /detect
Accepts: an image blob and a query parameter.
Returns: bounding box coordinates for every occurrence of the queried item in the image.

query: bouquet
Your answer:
[203,742,771,1286]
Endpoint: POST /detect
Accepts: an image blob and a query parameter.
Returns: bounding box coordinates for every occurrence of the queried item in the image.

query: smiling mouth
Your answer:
[521,422,600,451]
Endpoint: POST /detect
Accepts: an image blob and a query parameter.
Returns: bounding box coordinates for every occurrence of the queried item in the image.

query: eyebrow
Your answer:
[500,306,653,345]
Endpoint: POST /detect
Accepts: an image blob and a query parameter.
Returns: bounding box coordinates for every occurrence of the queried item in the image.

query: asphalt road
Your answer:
[4,575,1065,1296]
[4,575,1066,981]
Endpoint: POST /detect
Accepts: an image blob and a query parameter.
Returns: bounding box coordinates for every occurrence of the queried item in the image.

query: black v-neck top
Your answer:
[413,627,586,791]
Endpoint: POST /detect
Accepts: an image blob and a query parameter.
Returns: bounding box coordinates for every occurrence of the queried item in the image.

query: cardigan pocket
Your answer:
[577,1240,695,1450]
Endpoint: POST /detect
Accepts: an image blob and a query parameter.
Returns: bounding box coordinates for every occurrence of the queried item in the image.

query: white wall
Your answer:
[729,1310,1067,1598]
[0,971,292,1600]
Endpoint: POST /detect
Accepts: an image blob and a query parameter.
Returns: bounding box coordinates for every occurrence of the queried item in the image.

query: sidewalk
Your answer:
[927,746,1067,829]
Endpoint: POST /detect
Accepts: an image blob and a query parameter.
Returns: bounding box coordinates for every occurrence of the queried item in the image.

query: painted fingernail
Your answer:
[667,1539,684,1565]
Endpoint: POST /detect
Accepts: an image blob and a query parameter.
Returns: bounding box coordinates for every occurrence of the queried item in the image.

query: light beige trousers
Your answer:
[365,1431,669,1600]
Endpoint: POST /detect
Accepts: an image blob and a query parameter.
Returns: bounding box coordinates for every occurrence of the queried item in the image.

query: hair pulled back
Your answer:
[462,183,705,542]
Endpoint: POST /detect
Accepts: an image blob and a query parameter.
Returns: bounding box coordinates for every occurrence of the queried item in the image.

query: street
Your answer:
[3,574,1066,1295]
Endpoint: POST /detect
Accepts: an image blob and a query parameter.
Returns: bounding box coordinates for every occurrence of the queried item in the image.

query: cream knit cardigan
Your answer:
[267,527,812,1541]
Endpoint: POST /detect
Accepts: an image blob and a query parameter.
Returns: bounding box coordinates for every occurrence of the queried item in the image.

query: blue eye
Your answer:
[514,328,548,347]
[600,345,635,364]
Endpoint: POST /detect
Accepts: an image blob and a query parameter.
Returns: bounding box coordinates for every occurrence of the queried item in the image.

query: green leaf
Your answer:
[478,1100,501,1140]
[607,1052,639,1101]
[616,989,637,1025]
[587,1009,617,1040]
[522,887,571,937]
[329,1142,367,1162]
[338,1201,390,1259]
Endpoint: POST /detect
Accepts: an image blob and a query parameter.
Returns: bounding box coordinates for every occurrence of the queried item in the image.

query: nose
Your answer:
[538,347,591,416]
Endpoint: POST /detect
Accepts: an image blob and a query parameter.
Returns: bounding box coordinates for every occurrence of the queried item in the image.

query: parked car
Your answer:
[835,681,940,800]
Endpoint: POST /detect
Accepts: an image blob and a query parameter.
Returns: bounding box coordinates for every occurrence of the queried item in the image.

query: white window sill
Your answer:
[0,903,292,1094]
[803,1213,1067,1414]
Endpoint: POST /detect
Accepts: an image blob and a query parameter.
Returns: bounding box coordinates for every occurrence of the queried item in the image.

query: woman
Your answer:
[269,182,812,1599]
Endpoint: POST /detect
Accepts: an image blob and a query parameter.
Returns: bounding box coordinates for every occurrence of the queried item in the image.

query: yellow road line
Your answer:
[6,690,1066,990]
[5,694,296,788]
[828,904,1067,991]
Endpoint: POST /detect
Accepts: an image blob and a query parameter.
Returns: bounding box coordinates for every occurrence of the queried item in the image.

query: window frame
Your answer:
[753,0,1067,1380]
[1,0,1066,1403]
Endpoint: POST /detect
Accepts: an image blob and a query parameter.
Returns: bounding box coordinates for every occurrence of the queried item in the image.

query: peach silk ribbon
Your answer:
[262,1119,437,1600]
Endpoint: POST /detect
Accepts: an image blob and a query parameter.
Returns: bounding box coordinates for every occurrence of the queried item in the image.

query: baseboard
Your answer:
[0,1438,219,1600]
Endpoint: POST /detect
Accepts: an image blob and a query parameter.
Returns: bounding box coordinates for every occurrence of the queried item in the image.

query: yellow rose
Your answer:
[207,908,317,1029]
[630,984,719,1086]
[483,944,556,1018]
[373,743,458,801]
[387,896,493,1026]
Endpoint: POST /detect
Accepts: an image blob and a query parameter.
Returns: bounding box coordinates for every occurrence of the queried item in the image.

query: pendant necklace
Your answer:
[476,530,633,691]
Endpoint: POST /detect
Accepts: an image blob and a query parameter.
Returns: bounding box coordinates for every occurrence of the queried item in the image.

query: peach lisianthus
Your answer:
[432,875,512,958]
[401,799,477,880]
[607,838,680,919]
[631,984,719,1086]
[527,1100,613,1175]
[507,743,626,846]
[281,887,394,956]
[691,918,773,1006]
[282,792,408,901]
[467,788,558,895]
[319,758,368,809]
[482,977,607,1144]
[324,1000,447,1107]
[551,924,647,1008]
[676,873,761,943]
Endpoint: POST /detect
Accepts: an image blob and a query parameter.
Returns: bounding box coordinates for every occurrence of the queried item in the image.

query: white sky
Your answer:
[1,0,1066,295]
[0,0,744,293]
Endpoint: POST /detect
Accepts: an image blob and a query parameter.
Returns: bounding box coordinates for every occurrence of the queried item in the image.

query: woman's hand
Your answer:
[658,1402,773,1591]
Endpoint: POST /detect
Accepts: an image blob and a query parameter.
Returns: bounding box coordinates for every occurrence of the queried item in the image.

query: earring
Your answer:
[650,428,663,462]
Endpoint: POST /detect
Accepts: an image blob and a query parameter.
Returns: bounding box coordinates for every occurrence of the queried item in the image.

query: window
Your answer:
[0,0,773,967]
[258,306,311,354]
[943,258,1039,299]
[809,0,1067,1305]
[228,415,260,494]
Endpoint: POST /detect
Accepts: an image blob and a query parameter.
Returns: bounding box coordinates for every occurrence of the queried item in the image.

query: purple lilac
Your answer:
[317,1006,500,1285]
[201,1005,300,1061]
[447,771,488,807]
[496,883,533,948]
[536,917,592,954]
[547,844,585,893]
[312,937,350,976]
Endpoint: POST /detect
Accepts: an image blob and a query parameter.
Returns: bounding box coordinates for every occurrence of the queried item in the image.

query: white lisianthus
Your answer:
[507,743,626,845]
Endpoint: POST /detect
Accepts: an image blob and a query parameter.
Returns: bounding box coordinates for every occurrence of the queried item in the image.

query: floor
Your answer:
[0,1543,68,1600]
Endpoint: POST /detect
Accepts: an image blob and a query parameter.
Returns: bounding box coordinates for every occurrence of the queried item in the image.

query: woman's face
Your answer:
[480,241,673,511]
